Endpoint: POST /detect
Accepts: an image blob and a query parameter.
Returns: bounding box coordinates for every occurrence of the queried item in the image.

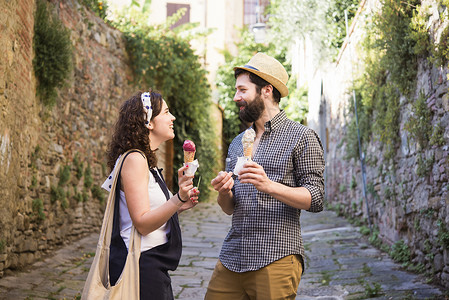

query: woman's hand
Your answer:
[178,165,194,201]
[178,186,200,213]
[177,164,199,212]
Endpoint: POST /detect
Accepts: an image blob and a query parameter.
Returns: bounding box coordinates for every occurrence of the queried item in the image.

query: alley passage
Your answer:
[0,203,446,299]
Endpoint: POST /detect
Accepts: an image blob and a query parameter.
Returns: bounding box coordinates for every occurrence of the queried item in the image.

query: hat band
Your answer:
[243,65,259,71]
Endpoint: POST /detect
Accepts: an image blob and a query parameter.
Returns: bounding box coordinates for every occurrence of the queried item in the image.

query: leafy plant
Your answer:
[32,198,46,221]
[405,90,432,149]
[91,185,105,204]
[345,0,424,162]
[84,164,93,189]
[82,0,108,20]
[33,0,73,107]
[58,165,71,187]
[390,240,411,264]
[73,153,84,180]
[437,220,449,249]
[430,123,445,146]
[50,185,66,204]
[324,0,360,55]
[416,154,434,177]
[363,281,382,297]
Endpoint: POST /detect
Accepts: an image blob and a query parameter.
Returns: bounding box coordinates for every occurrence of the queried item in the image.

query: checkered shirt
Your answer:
[219,110,325,273]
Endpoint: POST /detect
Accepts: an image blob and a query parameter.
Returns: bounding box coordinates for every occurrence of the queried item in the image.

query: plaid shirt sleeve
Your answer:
[293,127,325,212]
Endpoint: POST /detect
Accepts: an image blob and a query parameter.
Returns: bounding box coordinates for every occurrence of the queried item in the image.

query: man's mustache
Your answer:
[236,101,247,108]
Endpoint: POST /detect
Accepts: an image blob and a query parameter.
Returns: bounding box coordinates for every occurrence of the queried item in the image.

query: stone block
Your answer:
[441,271,449,285]
[434,253,444,272]
[444,249,449,265]
[443,93,449,111]
[429,197,442,210]
[18,252,34,266]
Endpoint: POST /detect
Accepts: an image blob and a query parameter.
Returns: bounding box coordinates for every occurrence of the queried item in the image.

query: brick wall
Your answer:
[0,0,170,276]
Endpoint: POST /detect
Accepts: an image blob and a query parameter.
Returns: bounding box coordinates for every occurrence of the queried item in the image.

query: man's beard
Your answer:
[238,93,265,123]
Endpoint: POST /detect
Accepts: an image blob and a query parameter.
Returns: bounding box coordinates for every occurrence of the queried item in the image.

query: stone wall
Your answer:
[316,0,449,288]
[0,0,169,276]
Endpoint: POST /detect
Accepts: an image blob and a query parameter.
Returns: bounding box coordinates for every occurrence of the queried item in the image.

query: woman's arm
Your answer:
[121,152,194,235]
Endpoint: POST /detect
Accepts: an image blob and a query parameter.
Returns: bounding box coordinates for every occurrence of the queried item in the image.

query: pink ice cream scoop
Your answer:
[183,140,196,163]
[182,140,196,152]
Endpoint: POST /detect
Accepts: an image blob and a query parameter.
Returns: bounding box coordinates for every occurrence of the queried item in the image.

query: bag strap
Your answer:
[100,149,146,249]
[149,168,170,201]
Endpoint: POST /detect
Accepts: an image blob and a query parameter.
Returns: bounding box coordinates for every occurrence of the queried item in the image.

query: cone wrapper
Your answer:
[233,156,251,176]
[184,159,199,176]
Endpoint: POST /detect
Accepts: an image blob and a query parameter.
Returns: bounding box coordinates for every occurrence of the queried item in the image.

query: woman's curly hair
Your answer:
[107,90,163,171]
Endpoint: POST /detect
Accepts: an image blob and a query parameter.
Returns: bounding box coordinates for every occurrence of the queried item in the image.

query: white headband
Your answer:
[141,92,152,129]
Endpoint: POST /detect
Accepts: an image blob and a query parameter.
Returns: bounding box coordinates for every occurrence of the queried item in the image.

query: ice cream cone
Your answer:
[241,128,256,159]
[183,140,196,163]
[184,150,195,163]
[243,144,253,158]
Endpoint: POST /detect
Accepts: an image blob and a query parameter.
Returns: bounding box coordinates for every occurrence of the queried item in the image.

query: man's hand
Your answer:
[238,161,273,194]
[211,171,235,215]
[211,171,234,194]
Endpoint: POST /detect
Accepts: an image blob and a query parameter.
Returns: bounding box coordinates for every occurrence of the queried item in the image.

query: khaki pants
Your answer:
[205,255,302,300]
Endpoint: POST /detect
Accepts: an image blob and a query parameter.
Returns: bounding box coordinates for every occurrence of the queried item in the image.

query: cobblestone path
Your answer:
[0,202,446,299]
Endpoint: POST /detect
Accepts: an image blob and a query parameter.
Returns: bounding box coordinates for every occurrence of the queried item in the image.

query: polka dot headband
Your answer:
[141,92,152,129]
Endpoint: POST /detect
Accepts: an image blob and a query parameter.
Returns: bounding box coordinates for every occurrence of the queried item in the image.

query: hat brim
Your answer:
[234,66,289,98]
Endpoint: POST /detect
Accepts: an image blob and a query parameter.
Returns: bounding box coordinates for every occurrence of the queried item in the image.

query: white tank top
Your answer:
[102,160,170,252]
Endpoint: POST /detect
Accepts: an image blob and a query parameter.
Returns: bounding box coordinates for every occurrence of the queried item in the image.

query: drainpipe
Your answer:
[345,10,372,231]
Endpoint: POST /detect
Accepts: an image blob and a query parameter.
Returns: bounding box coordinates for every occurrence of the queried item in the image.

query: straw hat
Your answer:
[234,52,289,97]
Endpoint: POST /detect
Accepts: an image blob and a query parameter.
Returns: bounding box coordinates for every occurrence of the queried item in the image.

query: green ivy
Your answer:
[405,90,432,149]
[111,8,218,199]
[345,0,423,162]
[33,0,72,107]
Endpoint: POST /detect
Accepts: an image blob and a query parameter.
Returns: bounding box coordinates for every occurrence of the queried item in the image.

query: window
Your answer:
[244,0,270,25]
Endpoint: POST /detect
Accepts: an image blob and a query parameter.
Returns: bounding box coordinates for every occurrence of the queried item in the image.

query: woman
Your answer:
[102,90,199,299]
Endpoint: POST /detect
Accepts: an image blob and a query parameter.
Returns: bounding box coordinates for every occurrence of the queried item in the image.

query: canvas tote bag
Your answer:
[82,150,143,300]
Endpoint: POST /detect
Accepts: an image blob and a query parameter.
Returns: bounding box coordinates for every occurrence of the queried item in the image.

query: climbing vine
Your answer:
[112,8,218,198]
[345,0,425,162]
[33,0,73,107]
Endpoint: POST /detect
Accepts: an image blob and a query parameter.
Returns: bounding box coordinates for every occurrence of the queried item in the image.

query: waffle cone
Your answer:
[243,144,253,158]
[184,150,195,163]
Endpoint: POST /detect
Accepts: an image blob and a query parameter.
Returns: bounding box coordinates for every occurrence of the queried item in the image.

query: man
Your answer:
[206,52,325,300]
